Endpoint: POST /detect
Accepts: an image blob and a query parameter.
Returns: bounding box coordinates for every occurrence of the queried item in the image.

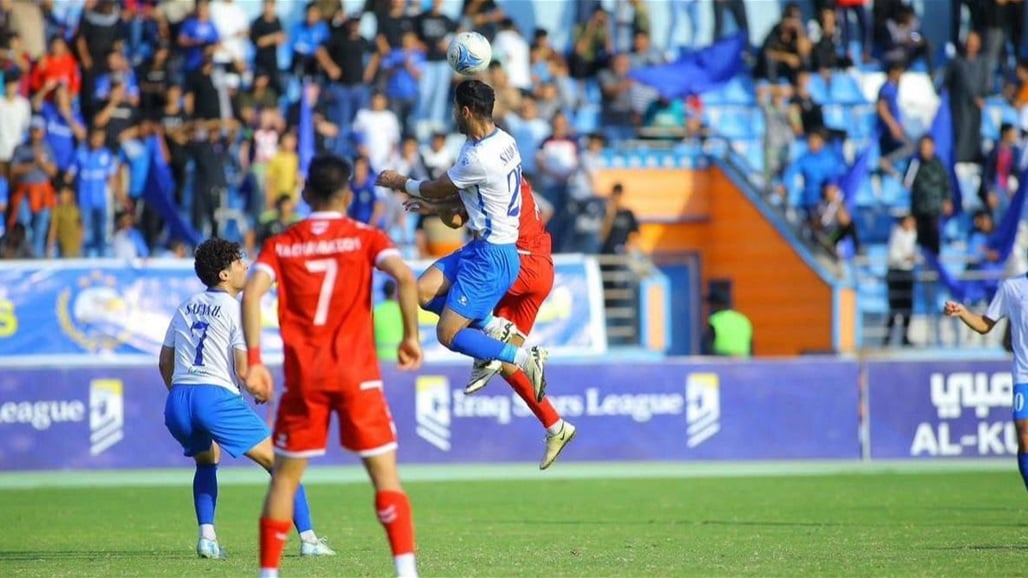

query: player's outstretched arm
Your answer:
[377,254,423,370]
[377,169,460,201]
[158,346,175,391]
[241,269,275,403]
[943,301,997,335]
[404,197,467,229]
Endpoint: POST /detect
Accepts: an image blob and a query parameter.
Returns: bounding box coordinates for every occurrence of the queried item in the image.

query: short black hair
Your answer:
[305,154,352,204]
[383,280,397,298]
[194,238,242,288]
[455,80,495,119]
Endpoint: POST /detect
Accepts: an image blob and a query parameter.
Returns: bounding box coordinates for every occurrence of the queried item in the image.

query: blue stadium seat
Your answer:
[827,73,866,105]
[714,107,756,139]
[572,104,600,134]
[703,76,756,105]
[806,74,829,104]
[878,175,909,209]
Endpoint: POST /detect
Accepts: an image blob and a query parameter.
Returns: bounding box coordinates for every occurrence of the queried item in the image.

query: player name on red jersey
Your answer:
[275,238,364,258]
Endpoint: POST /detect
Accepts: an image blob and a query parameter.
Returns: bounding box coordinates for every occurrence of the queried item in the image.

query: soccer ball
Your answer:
[447,31,492,76]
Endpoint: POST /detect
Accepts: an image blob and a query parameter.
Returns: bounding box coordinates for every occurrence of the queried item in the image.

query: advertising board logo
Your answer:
[416,376,451,451]
[686,373,720,448]
[89,379,124,456]
[56,271,133,352]
[911,371,1015,457]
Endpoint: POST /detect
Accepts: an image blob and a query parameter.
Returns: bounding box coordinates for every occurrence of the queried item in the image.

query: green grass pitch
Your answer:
[0,463,1026,577]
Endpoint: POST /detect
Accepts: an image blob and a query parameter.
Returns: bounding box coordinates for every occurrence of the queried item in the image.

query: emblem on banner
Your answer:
[89,379,124,456]
[686,373,721,448]
[415,376,451,451]
[56,270,133,352]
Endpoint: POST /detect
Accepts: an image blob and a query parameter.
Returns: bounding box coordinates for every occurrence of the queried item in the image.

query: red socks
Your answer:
[259,517,291,571]
[375,490,415,556]
[505,370,561,428]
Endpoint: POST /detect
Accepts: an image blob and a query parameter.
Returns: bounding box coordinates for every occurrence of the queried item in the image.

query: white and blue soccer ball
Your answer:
[447,31,492,76]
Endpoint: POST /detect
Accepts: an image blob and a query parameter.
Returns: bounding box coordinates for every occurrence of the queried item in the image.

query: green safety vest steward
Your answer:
[373,300,403,361]
[710,309,753,357]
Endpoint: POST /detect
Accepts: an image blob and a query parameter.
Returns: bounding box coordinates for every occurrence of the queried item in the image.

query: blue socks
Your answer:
[451,328,518,363]
[293,484,314,534]
[193,463,218,526]
[1018,453,1028,493]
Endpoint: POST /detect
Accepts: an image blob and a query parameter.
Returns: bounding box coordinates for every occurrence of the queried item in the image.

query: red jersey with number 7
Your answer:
[517,179,552,256]
[254,211,400,391]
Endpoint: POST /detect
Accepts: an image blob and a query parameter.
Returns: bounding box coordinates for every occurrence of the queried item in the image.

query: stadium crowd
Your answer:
[0,0,666,262]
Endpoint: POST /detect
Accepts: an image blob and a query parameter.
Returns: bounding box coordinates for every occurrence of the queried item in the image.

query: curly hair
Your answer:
[194,238,242,288]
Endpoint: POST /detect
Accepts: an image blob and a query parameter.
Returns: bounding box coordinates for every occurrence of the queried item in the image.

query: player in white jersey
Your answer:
[376,80,547,400]
[159,239,335,560]
[946,274,1028,498]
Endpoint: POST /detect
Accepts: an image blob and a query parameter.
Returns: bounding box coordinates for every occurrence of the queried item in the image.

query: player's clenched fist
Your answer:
[375,170,406,191]
[397,337,423,371]
[244,364,274,404]
[943,301,965,317]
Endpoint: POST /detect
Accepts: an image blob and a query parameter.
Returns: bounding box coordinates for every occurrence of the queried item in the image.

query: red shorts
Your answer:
[494,253,554,335]
[272,378,397,458]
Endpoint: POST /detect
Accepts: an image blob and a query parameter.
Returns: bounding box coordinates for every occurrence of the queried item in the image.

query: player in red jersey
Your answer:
[242,155,423,578]
[406,179,576,469]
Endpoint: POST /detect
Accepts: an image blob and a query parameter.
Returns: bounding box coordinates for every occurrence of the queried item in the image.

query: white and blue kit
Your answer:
[985,276,1028,421]
[439,128,523,320]
[163,289,268,457]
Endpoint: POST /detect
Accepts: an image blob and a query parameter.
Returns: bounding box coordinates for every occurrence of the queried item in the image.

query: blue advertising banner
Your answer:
[0,359,859,471]
[866,360,1016,459]
[0,255,606,360]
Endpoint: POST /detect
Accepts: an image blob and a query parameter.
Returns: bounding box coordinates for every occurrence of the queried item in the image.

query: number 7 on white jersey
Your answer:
[305,258,338,326]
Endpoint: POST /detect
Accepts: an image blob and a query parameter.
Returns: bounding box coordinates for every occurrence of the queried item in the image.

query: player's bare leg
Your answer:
[363,451,418,578]
[437,306,548,400]
[193,443,226,559]
[259,455,308,578]
[476,333,576,469]
[416,264,451,311]
[246,439,335,556]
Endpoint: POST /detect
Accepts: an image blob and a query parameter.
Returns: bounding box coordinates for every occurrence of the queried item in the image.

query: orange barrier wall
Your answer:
[595,166,852,356]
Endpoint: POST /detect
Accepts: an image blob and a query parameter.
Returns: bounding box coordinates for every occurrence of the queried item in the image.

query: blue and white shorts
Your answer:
[432,239,520,321]
[164,385,269,458]
[1014,384,1028,421]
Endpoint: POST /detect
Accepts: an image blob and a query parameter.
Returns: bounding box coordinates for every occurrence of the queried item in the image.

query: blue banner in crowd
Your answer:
[629,32,745,99]
[867,359,1016,459]
[0,255,607,359]
[0,359,860,470]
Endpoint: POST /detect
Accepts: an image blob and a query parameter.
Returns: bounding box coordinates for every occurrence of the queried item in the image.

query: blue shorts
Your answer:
[164,385,270,458]
[432,240,520,321]
[1014,384,1028,421]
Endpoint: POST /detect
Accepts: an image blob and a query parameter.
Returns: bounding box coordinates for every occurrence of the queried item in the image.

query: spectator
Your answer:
[628,32,664,120]
[373,280,402,361]
[9,117,57,257]
[353,91,401,173]
[614,0,651,54]
[209,0,249,75]
[415,0,456,132]
[0,74,31,179]
[568,7,612,81]
[904,135,953,254]
[68,127,119,258]
[810,181,860,257]
[946,31,988,164]
[701,289,753,357]
[348,155,384,227]
[94,80,140,151]
[504,95,551,184]
[159,85,190,205]
[47,184,82,258]
[980,0,1010,89]
[781,130,844,216]
[237,70,280,113]
[138,43,172,119]
[713,0,750,41]
[32,83,85,180]
[75,0,121,115]
[487,61,523,121]
[159,239,192,259]
[393,135,430,181]
[756,4,809,85]
[599,53,637,143]
[177,0,221,74]
[375,0,416,60]
[836,0,870,63]
[1011,59,1028,111]
[256,193,301,247]
[811,7,853,76]
[7,0,45,60]
[317,15,376,158]
[980,123,1020,214]
[966,209,1004,302]
[250,0,285,91]
[382,30,425,134]
[184,49,223,121]
[29,36,81,100]
[877,60,912,176]
[883,5,933,76]
[290,2,329,79]
[190,123,232,237]
[0,222,33,259]
[111,210,149,259]
[600,183,639,255]
[537,111,579,244]
[249,107,282,206]
[265,131,300,209]
[493,18,531,92]
[884,214,917,346]
[761,83,794,188]
[421,131,453,180]
[668,0,701,52]
[93,48,140,107]
[462,0,506,41]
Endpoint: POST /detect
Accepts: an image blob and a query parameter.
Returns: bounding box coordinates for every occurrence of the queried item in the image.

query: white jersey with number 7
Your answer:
[163,289,246,393]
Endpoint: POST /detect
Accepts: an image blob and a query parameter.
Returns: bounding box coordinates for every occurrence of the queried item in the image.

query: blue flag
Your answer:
[629,32,746,99]
[987,167,1028,263]
[299,79,315,178]
[143,135,202,247]
[922,247,967,301]
[929,91,962,215]
[839,145,872,215]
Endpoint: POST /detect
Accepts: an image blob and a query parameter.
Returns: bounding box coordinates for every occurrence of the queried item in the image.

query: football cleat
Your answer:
[522,346,548,402]
[465,318,517,395]
[540,421,577,470]
[197,537,228,559]
[300,536,337,557]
